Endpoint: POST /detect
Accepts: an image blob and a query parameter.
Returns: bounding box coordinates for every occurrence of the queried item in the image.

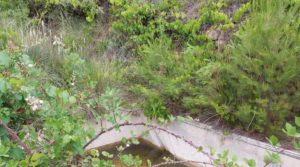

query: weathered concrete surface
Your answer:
[86,116,300,167]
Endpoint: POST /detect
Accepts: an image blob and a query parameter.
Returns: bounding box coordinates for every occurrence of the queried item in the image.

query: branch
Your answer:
[263,148,285,167]
[0,119,32,155]
[151,160,213,167]
[83,122,214,162]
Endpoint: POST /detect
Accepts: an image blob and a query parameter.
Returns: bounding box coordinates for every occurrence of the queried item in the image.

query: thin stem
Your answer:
[83,122,214,162]
[0,119,32,155]
[151,160,213,167]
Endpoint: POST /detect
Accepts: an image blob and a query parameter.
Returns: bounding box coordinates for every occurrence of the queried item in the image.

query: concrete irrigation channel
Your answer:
[85,115,300,167]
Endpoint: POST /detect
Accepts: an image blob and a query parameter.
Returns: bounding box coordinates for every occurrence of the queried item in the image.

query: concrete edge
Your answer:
[183,120,300,160]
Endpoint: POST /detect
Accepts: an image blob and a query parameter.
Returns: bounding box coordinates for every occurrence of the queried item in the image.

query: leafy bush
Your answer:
[0,50,94,165]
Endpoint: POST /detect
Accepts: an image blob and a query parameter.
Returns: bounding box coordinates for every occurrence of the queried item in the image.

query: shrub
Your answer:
[205,0,300,133]
[128,0,300,134]
[129,36,216,118]
[0,50,92,165]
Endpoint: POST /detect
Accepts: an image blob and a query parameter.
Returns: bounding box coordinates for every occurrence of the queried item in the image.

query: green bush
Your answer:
[0,50,92,165]
[129,36,216,118]
[128,0,300,134]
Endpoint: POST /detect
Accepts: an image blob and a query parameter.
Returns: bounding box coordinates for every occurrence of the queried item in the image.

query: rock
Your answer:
[205,29,221,40]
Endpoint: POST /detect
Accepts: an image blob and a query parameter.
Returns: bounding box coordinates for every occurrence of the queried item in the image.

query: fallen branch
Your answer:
[0,119,32,155]
[83,122,214,162]
[151,160,213,167]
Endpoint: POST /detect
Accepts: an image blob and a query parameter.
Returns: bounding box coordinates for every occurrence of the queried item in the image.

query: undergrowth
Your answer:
[126,0,300,135]
[0,0,300,166]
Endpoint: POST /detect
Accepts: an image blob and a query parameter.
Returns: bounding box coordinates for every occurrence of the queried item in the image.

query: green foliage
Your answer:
[267,135,280,147]
[99,87,129,124]
[127,0,300,134]
[0,0,28,50]
[119,154,142,167]
[283,117,300,149]
[29,0,101,22]
[233,2,250,22]
[102,151,114,158]
[202,0,300,133]
[263,151,281,165]
[110,0,234,48]
[244,159,256,167]
[0,0,29,21]
[0,52,10,67]
[1,0,300,166]
[213,150,240,167]
[221,1,300,132]
[0,50,90,165]
[129,36,216,118]
[0,39,126,167]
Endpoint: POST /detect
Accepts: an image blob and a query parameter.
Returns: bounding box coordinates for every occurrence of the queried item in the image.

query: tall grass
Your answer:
[0,7,127,93]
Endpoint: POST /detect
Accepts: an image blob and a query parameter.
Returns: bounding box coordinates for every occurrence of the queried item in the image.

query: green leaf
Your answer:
[186,116,193,121]
[244,159,256,167]
[5,160,18,167]
[9,147,25,160]
[69,96,76,104]
[209,147,216,156]
[176,116,185,122]
[293,141,300,150]
[0,127,8,136]
[295,117,300,127]
[21,54,33,66]
[168,115,175,122]
[0,145,10,157]
[0,109,11,124]
[86,127,95,139]
[0,52,10,67]
[197,146,203,152]
[60,90,70,103]
[89,149,99,157]
[46,85,58,98]
[63,135,73,144]
[267,135,280,147]
[263,152,281,165]
[0,78,11,93]
[72,141,84,155]
[131,138,140,145]
[121,137,128,144]
[119,154,142,166]
[101,151,113,158]
[64,122,73,133]
[9,78,24,91]
[283,123,298,137]
[30,153,45,166]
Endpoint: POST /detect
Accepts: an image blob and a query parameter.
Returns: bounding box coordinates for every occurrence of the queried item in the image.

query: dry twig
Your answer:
[0,119,32,155]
